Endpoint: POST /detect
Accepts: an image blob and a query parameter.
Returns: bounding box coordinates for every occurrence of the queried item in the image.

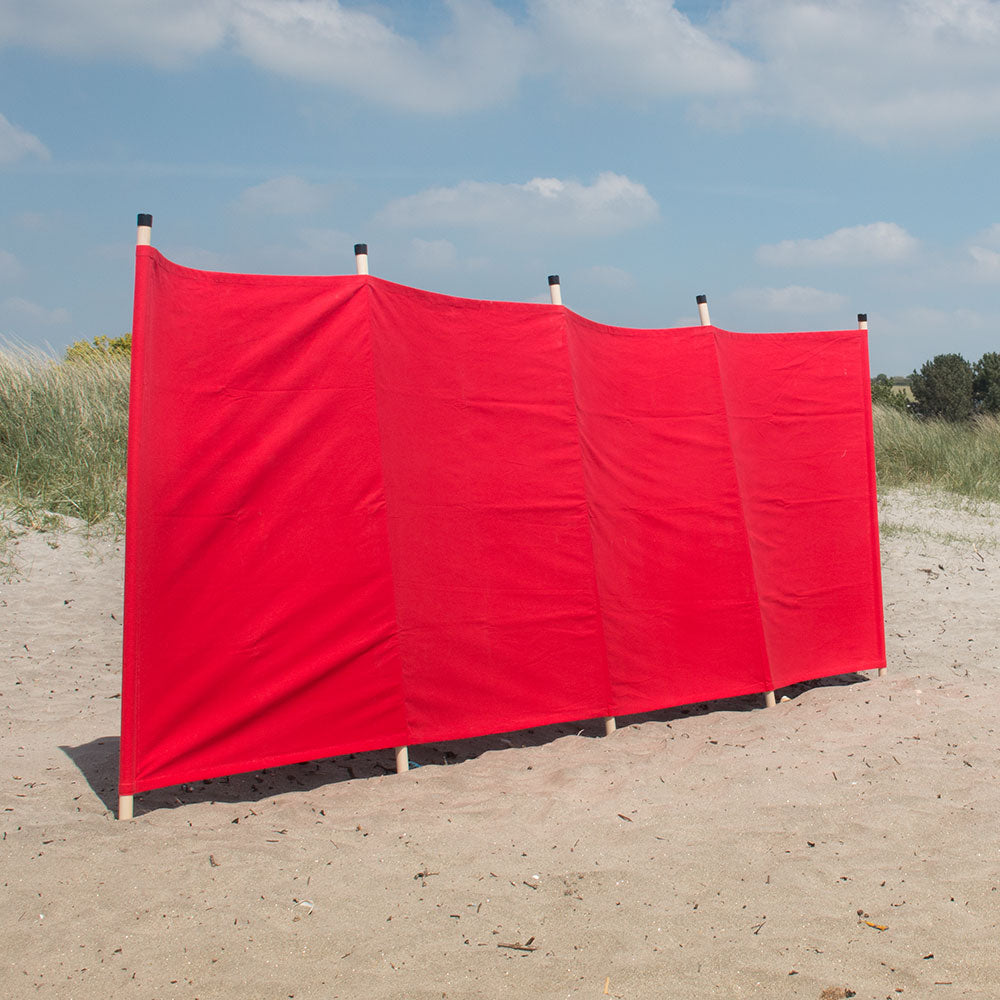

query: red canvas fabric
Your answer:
[120,248,885,796]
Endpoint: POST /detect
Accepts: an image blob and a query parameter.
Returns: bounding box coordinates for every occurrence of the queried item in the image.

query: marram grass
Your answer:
[873,404,1000,502]
[2,354,1000,528]
[0,346,129,525]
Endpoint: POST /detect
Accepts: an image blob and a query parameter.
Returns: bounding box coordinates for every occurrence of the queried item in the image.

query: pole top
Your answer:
[857,312,867,322]
[548,274,560,285]
[354,243,368,255]
[137,213,152,228]
[696,294,708,304]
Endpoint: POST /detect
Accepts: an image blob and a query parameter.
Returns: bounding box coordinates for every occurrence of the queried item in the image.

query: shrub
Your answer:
[65,334,132,364]
[909,353,974,421]
[973,351,1000,413]
[871,374,907,411]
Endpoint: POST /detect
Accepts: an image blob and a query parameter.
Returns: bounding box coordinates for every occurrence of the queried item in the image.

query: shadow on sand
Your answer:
[62,671,870,818]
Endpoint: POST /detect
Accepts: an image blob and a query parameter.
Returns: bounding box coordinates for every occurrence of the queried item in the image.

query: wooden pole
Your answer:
[352,241,408,771]
[118,212,154,822]
[353,243,408,767]
[550,273,616,735]
[858,312,886,679]
[136,213,152,247]
[355,243,369,275]
[696,293,711,326]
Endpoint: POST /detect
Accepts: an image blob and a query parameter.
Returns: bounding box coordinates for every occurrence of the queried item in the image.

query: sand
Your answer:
[2,487,999,999]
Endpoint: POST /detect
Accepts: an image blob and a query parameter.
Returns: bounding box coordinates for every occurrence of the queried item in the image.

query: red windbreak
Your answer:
[120,248,885,796]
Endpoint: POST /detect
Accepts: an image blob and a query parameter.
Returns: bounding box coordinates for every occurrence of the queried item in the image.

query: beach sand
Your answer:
[2,488,999,999]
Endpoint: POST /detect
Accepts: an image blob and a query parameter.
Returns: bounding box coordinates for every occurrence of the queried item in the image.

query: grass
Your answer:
[2,351,999,530]
[0,346,129,526]
[873,404,1000,502]
[878,518,997,550]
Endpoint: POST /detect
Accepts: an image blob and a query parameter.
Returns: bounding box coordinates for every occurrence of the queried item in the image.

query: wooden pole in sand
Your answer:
[354,243,407,769]
[360,242,409,772]
[118,214,154,821]
[550,275,616,736]
[858,313,887,680]
[698,294,776,708]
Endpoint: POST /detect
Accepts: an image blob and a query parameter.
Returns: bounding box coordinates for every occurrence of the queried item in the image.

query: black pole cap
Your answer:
[548,274,560,285]
[857,313,867,322]
[696,294,708,304]
[354,243,368,255]
[137,213,152,227]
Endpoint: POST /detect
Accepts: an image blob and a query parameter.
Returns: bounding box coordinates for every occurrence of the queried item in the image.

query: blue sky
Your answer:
[2,0,999,375]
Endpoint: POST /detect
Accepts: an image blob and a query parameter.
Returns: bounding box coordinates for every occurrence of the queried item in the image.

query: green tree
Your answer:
[973,352,1000,413]
[64,333,131,364]
[870,373,907,411]
[909,353,974,421]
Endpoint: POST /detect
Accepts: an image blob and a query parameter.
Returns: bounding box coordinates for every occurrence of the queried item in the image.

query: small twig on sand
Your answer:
[498,937,536,952]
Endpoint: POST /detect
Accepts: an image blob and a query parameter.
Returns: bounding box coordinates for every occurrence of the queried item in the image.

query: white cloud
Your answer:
[733,284,847,314]
[871,304,995,372]
[0,1,527,112]
[294,227,355,259]
[0,249,22,282]
[579,264,636,290]
[231,227,355,274]
[0,0,754,116]
[170,247,229,271]
[409,238,459,270]
[13,211,50,230]
[230,0,530,113]
[968,245,1000,282]
[756,222,918,267]
[529,0,754,97]
[3,0,1000,141]
[236,175,333,215]
[961,223,1000,281]
[377,172,658,237]
[0,0,229,66]
[972,223,1000,249]
[404,237,491,273]
[0,112,49,164]
[886,305,991,333]
[160,228,356,276]
[718,0,1000,140]
[1,296,70,326]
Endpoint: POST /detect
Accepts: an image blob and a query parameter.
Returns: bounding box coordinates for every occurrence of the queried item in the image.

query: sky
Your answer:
[2,0,999,376]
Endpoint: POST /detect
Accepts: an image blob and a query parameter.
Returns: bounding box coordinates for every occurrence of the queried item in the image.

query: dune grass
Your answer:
[873,404,1000,502]
[0,346,129,526]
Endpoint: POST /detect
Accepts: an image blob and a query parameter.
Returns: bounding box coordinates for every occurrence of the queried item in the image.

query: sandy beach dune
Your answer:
[2,488,999,999]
